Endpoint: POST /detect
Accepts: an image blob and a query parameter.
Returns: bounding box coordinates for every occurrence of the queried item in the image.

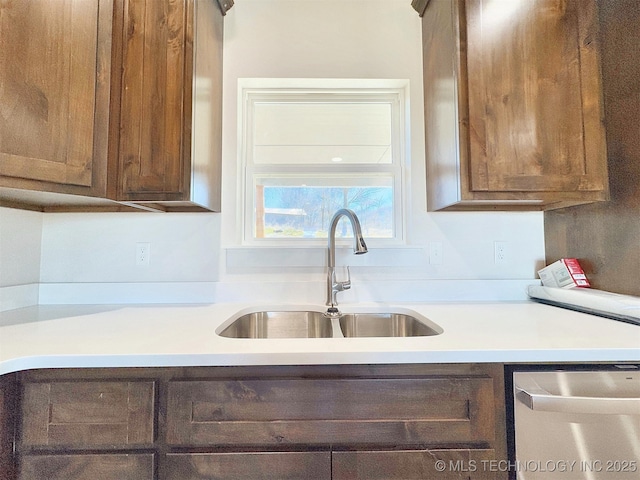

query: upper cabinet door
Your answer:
[420,0,609,211]
[113,0,224,211]
[0,0,112,196]
[117,0,191,201]
[465,0,606,194]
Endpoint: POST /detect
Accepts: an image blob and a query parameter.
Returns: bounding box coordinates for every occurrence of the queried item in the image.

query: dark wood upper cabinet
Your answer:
[417,0,609,211]
[0,0,230,212]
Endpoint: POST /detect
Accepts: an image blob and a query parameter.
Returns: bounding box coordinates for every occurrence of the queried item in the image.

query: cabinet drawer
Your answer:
[165,452,331,480]
[167,377,496,446]
[19,454,154,480]
[333,448,499,480]
[21,381,154,448]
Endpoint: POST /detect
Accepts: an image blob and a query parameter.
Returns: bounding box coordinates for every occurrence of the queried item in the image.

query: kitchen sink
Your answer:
[338,312,441,337]
[217,309,443,339]
[217,310,333,338]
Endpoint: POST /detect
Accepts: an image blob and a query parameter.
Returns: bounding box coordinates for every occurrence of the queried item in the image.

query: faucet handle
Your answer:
[340,266,352,290]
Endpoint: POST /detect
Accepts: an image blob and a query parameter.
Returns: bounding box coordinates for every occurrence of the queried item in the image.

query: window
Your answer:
[240,79,408,245]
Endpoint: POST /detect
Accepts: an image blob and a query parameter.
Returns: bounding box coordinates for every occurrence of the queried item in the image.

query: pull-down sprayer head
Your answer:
[326,209,368,311]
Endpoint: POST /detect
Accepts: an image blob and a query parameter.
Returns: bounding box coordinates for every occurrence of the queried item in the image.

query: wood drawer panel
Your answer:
[166,377,495,446]
[19,454,154,480]
[21,381,154,448]
[164,452,331,480]
[333,448,499,480]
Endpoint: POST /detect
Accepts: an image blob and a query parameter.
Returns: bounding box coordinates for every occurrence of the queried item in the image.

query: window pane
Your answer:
[253,102,392,164]
[241,79,407,244]
[254,178,394,239]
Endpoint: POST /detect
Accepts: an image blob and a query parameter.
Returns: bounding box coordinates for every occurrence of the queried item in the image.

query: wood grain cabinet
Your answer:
[415,0,609,211]
[166,376,496,446]
[19,454,154,480]
[111,0,228,212]
[164,452,331,480]
[0,0,232,212]
[6,364,507,480]
[0,0,114,209]
[16,379,155,480]
[20,381,155,449]
[333,449,498,480]
[0,375,17,480]
[165,364,507,479]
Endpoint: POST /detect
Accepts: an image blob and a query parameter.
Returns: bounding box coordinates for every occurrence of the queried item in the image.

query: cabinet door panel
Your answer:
[420,0,608,210]
[21,381,154,448]
[465,0,606,194]
[19,454,153,480]
[0,0,110,193]
[333,449,499,480]
[165,452,331,480]
[167,377,496,446]
[118,0,189,198]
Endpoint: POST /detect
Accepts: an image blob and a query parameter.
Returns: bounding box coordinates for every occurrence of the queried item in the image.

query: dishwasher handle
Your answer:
[515,386,640,416]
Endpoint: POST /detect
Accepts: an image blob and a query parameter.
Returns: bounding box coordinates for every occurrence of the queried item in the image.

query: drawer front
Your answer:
[166,377,496,446]
[19,454,154,480]
[165,452,331,480]
[21,381,154,448]
[333,449,500,480]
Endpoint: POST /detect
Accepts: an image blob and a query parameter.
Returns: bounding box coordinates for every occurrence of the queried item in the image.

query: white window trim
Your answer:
[237,78,410,247]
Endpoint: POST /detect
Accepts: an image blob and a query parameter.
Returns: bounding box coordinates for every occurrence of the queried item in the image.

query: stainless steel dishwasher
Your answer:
[512,366,640,479]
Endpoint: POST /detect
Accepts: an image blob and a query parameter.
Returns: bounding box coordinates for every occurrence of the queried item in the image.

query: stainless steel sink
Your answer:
[339,312,441,337]
[217,309,443,339]
[217,311,333,338]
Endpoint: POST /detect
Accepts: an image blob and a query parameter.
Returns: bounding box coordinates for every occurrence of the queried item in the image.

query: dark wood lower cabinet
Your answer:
[19,454,154,480]
[333,449,498,480]
[0,375,17,480]
[3,364,507,480]
[21,381,155,448]
[164,452,331,480]
[166,376,496,447]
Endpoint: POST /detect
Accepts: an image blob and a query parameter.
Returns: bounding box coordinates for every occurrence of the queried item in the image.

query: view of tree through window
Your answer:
[258,186,393,238]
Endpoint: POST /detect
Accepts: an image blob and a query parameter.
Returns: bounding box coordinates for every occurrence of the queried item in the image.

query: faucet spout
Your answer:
[326,209,368,312]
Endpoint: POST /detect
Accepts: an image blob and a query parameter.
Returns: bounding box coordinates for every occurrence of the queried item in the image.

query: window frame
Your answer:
[238,78,409,247]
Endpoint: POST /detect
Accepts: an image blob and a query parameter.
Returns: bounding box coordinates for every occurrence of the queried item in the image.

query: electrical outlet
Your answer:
[494,241,508,265]
[136,243,151,266]
[429,242,443,265]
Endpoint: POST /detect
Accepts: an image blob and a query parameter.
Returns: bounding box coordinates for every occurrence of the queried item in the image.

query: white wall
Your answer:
[0,207,42,287]
[0,207,42,309]
[1,0,545,306]
[219,0,545,289]
[39,213,221,283]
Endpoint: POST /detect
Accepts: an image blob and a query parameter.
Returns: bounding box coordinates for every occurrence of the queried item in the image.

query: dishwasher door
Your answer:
[513,369,640,480]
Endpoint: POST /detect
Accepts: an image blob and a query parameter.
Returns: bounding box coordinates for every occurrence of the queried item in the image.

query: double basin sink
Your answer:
[217,309,443,339]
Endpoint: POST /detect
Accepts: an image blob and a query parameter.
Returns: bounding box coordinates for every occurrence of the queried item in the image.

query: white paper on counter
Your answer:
[527,285,640,325]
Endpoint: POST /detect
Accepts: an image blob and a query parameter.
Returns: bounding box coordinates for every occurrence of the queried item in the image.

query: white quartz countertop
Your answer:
[1,301,639,375]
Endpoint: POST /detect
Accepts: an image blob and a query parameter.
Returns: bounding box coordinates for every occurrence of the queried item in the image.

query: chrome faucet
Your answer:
[325,209,368,317]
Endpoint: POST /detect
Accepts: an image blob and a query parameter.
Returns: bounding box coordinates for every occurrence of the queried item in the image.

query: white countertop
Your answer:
[1,301,639,375]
